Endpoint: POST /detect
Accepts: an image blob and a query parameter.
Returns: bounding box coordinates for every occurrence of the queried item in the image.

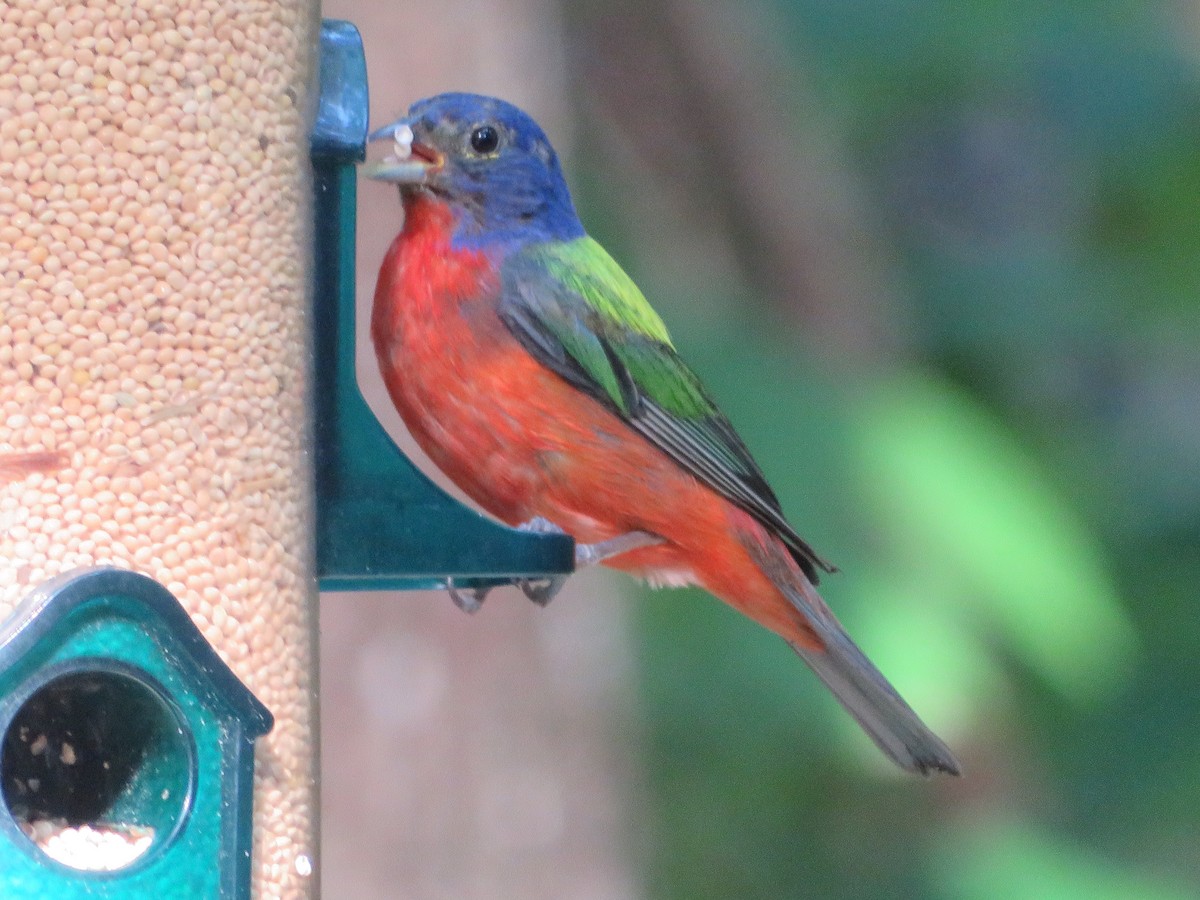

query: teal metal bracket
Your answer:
[311,19,575,592]
[0,568,271,899]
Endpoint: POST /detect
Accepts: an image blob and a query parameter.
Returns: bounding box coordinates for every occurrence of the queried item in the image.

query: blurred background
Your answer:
[319,0,1200,897]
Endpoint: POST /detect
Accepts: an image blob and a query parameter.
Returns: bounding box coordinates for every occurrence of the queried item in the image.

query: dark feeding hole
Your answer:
[1,667,193,869]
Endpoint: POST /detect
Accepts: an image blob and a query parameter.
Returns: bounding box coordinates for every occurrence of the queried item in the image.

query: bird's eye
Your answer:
[469,124,500,155]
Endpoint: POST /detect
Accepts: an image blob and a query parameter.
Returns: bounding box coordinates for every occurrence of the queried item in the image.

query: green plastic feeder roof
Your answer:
[311,20,576,593]
[0,567,271,899]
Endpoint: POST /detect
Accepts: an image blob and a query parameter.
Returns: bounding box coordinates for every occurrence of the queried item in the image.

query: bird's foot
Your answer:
[512,517,664,607]
[447,519,665,611]
[512,517,569,606]
[446,579,492,614]
[515,575,567,607]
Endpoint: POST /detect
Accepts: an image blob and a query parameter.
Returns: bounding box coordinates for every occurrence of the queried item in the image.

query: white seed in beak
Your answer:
[392,123,414,160]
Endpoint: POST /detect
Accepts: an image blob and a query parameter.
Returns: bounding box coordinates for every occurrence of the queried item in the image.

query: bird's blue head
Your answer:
[365,93,585,249]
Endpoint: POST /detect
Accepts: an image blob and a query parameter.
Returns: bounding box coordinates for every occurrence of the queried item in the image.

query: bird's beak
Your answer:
[362,120,442,184]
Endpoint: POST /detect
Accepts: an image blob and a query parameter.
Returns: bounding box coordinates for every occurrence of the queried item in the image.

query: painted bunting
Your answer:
[364,93,960,776]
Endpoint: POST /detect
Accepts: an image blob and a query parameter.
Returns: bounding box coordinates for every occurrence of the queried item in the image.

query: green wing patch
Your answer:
[499,237,835,582]
[529,236,674,345]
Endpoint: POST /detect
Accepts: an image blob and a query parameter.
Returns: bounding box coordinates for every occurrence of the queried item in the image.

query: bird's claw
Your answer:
[448,575,562,611]
[510,517,569,605]
[516,576,567,607]
[447,579,491,614]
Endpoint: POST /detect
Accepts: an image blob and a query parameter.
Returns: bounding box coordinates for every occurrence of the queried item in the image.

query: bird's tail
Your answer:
[781,573,960,775]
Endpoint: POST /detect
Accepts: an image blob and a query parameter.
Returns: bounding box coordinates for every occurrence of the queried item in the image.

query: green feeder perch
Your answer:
[311,19,575,593]
[0,568,271,899]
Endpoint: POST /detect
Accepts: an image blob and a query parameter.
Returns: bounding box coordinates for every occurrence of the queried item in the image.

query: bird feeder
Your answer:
[0,8,577,897]
[0,0,317,894]
[310,20,575,593]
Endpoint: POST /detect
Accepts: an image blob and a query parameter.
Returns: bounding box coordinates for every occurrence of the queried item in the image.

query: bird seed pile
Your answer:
[0,0,317,893]
[22,819,154,871]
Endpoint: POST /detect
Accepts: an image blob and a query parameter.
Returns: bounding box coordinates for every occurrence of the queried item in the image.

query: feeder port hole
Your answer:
[0,664,195,872]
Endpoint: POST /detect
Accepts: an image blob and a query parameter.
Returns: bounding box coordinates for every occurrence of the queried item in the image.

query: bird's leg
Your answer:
[446,578,492,614]
[514,517,664,607]
[574,530,665,567]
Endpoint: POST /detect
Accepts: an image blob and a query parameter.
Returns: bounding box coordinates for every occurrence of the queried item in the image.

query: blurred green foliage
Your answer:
[572,1,1200,897]
[850,373,1133,704]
